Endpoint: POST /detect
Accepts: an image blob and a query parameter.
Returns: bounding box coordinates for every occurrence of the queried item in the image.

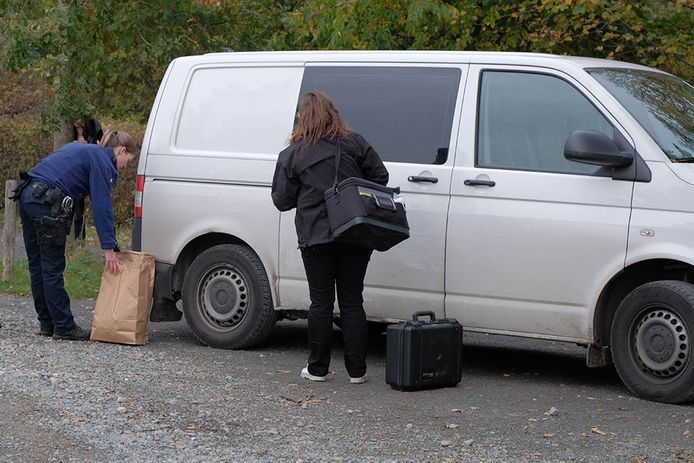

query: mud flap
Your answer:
[150,296,183,322]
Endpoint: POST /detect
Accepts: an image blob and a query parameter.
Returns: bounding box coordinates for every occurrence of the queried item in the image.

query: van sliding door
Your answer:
[278,64,467,320]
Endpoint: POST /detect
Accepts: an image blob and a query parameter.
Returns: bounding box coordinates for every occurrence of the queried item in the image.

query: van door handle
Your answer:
[464,179,496,187]
[408,176,439,184]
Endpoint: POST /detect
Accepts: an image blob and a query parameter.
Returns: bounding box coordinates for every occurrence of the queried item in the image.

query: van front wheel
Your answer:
[181,244,275,349]
[611,280,694,404]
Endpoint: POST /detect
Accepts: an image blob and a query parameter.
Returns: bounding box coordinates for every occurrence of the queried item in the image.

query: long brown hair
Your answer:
[290,91,350,145]
[100,129,138,155]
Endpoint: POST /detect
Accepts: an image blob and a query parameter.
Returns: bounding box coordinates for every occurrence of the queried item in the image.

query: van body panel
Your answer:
[627,163,694,267]
[277,182,453,320]
[446,168,631,339]
[666,163,694,188]
[630,163,694,214]
[142,153,275,187]
[140,178,279,273]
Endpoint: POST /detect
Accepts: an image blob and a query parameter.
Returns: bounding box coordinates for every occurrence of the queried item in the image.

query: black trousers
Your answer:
[301,242,372,378]
[18,185,76,333]
[72,197,86,240]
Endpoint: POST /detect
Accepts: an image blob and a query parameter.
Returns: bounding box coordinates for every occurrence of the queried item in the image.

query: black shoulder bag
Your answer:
[323,140,409,251]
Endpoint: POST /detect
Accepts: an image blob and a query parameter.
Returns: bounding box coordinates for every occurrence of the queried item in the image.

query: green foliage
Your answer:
[0,67,143,227]
[0,68,53,202]
[273,0,693,82]
[0,0,285,126]
[1,0,690,130]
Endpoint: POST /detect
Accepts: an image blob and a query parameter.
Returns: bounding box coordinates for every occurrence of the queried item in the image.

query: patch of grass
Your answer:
[0,223,135,300]
[1,223,134,299]
[0,246,104,299]
[0,257,31,297]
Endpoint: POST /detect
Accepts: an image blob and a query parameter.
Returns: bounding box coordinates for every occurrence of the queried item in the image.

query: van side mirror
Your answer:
[564,130,634,167]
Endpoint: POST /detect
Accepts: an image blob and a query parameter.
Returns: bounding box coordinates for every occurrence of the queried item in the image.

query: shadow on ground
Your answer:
[167,318,626,394]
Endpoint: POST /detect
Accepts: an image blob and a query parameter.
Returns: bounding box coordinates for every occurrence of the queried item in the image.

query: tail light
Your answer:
[135,175,145,218]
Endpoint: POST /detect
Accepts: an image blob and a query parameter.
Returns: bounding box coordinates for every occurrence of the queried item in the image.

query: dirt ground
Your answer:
[1,294,692,462]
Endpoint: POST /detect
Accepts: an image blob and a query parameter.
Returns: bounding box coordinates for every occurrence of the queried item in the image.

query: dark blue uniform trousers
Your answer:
[18,185,76,333]
[301,242,372,378]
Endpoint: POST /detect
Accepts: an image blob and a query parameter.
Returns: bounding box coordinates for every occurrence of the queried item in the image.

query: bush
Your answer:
[0,69,52,209]
[0,69,145,228]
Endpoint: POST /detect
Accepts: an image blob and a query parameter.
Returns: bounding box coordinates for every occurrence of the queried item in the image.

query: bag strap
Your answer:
[331,139,341,193]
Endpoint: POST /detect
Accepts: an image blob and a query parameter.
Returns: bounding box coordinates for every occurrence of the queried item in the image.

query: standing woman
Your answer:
[17,130,137,340]
[272,91,389,383]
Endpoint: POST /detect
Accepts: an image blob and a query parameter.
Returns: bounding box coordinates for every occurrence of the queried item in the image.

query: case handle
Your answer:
[412,311,436,321]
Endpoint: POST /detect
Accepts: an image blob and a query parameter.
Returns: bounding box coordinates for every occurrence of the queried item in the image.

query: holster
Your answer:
[45,187,64,216]
[34,215,70,247]
[9,171,30,202]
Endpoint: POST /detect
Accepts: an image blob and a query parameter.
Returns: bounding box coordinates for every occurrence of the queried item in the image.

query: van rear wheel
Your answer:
[181,244,275,349]
[610,280,694,404]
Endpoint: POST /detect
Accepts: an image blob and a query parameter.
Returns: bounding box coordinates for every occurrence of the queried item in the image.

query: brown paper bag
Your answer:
[91,251,155,345]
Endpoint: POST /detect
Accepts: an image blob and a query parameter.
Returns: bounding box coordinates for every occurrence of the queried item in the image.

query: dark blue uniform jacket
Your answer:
[29,143,118,250]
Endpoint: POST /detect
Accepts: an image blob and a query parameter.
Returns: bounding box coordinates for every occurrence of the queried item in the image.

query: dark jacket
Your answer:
[271,132,389,247]
[29,143,118,250]
[72,118,103,144]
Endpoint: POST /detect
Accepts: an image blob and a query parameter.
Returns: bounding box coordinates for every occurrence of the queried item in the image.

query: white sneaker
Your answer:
[301,367,327,382]
[350,374,367,384]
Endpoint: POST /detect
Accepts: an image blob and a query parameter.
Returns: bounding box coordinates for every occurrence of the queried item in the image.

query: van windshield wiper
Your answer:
[665,143,694,162]
[671,143,694,161]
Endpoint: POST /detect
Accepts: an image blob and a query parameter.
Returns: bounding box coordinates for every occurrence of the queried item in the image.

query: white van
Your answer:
[134,51,694,403]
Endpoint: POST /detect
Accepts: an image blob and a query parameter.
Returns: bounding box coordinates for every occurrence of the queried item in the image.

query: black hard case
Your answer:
[386,311,463,391]
[323,177,409,252]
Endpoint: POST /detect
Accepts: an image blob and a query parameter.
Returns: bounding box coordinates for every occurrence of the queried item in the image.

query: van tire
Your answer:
[181,244,276,349]
[610,280,694,404]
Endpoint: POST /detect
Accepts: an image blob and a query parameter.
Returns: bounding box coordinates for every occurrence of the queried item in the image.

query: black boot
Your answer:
[53,325,91,341]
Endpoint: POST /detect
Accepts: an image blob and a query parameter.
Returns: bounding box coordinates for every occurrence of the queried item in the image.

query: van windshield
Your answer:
[588,68,694,162]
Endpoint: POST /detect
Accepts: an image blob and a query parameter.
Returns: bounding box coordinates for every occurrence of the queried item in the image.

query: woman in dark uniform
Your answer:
[18,130,137,340]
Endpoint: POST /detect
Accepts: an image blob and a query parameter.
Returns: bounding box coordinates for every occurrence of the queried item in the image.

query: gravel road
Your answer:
[1,294,692,463]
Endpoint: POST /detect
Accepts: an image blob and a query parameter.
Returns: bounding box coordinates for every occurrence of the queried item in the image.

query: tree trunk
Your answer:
[53,119,73,151]
[2,180,18,281]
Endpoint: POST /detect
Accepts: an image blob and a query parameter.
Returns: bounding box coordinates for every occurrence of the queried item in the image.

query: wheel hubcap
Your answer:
[198,266,249,329]
[634,308,689,378]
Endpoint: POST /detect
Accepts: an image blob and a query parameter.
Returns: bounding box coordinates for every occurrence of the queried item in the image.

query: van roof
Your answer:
[195,50,660,73]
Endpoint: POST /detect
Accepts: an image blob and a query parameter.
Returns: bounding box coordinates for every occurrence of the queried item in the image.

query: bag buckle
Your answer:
[373,193,396,211]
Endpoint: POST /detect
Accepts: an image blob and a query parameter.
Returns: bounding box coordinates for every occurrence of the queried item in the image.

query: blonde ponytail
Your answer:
[100,129,138,155]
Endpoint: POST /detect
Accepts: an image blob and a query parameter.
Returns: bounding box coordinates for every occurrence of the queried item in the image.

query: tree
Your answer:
[0,0,285,143]
[1,0,691,136]
[273,0,693,82]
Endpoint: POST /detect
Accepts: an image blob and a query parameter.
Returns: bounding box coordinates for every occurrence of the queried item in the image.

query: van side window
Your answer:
[477,71,615,175]
[301,66,461,164]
